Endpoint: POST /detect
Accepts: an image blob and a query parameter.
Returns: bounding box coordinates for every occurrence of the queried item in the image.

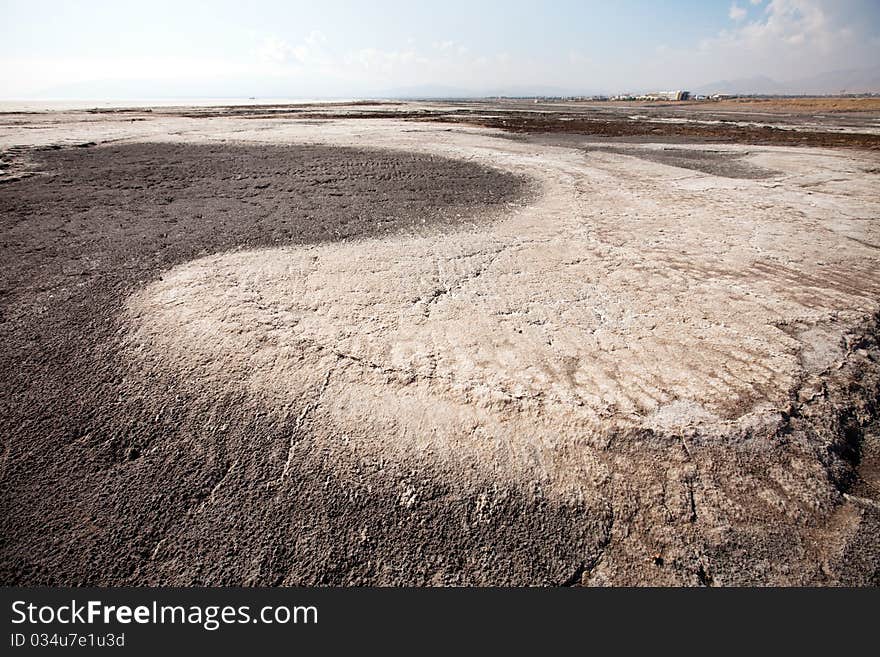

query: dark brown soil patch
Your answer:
[274,108,880,150]
[430,112,880,150]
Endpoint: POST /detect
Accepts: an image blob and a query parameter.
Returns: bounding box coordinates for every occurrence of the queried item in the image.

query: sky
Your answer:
[2,0,879,98]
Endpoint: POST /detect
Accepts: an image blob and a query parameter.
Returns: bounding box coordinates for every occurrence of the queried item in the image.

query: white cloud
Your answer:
[714,1,850,57]
[305,30,326,46]
[348,47,420,74]
[657,0,880,86]
[246,31,541,94]
[729,3,747,21]
[254,31,334,69]
[256,36,293,64]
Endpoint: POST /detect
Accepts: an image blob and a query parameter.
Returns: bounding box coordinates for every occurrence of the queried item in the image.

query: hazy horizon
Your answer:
[3,0,880,99]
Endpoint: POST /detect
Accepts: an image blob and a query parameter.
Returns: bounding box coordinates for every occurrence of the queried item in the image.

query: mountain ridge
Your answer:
[695,65,880,95]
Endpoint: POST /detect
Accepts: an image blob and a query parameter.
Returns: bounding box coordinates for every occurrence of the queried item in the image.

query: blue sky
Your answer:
[2,0,879,98]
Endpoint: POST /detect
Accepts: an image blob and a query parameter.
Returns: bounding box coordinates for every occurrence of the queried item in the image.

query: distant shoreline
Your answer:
[0,98,360,112]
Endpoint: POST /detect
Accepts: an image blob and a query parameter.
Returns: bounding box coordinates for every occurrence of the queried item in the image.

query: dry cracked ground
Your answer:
[1,106,879,585]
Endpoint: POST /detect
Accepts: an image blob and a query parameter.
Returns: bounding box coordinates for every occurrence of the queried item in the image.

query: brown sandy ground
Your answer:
[703,97,880,113]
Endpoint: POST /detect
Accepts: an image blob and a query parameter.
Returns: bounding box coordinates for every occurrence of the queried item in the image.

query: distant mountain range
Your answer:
[694,65,880,96]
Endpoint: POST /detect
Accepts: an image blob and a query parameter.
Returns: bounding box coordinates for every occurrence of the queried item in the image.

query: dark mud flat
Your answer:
[70,100,880,149]
[0,142,540,585]
[286,108,880,150]
[583,146,776,179]
[449,112,880,149]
